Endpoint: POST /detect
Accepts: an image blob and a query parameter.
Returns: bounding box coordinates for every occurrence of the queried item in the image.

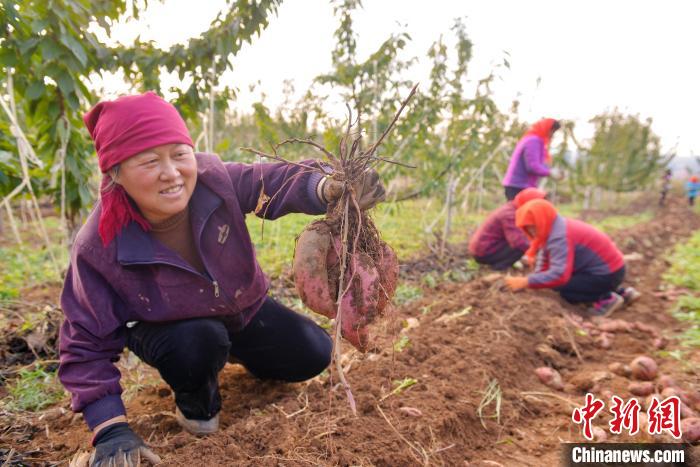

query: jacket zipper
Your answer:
[121,257,224,301]
[120,209,230,302]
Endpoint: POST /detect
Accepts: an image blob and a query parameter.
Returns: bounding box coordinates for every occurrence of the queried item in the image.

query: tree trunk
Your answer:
[441,171,456,257]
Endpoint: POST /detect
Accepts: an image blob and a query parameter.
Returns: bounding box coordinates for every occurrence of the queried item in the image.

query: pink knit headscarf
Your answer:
[83,92,194,246]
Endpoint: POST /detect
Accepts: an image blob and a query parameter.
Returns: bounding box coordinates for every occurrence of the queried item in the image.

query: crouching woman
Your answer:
[468,188,546,270]
[504,199,639,315]
[58,92,384,465]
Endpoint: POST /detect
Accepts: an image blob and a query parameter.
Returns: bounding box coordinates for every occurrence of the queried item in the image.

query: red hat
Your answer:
[513,187,547,208]
[83,92,194,246]
[524,118,559,164]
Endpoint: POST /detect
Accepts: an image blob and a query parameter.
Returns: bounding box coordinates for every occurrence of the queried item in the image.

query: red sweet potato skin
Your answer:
[293,220,399,352]
[293,221,337,319]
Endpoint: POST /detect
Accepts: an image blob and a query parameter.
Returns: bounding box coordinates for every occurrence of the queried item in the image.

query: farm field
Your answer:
[2,1,698,465]
[1,194,698,466]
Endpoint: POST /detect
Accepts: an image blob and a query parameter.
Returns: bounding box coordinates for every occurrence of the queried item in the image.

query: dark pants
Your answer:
[473,244,526,271]
[126,297,332,420]
[689,196,696,206]
[556,266,625,304]
[504,186,524,201]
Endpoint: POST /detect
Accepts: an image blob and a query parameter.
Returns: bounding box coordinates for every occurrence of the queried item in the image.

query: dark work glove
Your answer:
[90,423,161,466]
[322,169,386,210]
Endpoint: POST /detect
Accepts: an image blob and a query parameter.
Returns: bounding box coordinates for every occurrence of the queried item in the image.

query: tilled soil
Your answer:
[2,199,700,466]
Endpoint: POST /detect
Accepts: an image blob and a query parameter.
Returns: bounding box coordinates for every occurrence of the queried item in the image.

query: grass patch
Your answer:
[246,198,486,277]
[380,377,418,402]
[393,283,423,305]
[671,296,700,348]
[393,335,411,352]
[0,217,68,299]
[663,231,700,348]
[2,364,65,412]
[664,231,700,291]
[591,212,652,233]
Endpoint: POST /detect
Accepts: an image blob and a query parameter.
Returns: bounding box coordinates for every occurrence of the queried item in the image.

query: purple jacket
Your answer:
[502,135,550,188]
[58,153,326,429]
[468,202,529,257]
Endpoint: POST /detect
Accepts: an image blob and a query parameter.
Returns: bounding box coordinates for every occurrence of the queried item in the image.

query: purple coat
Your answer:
[58,153,325,429]
[468,202,529,257]
[502,135,550,188]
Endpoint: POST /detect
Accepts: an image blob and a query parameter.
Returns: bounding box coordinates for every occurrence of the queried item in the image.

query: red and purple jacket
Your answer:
[527,215,624,288]
[469,202,530,257]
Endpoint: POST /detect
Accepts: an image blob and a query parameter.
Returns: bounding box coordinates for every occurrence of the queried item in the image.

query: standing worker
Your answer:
[502,118,561,200]
[57,92,386,466]
[686,175,699,206]
[659,168,672,206]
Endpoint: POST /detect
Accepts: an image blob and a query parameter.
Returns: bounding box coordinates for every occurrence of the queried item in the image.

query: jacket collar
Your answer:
[116,180,222,265]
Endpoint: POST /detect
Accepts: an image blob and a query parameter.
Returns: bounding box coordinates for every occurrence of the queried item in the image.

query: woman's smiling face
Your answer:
[114,143,197,223]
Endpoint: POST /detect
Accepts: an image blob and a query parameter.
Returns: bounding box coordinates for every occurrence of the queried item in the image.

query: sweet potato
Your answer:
[682,403,698,420]
[293,221,338,318]
[597,333,612,349]
[338,253,382,351]
[653,337,669,350]
[661,387,681,399]
[345,253,381,317]
[592,426,608,442]
[679,389,700,411]
[633,322,659,337]
[597,319,633,333]
[629,382,655,397]
[535,367,564,391]
[657,375,677,390]
[630,356,658,381]
[294,219,399,352]
[608,362,632,378]
[681,417,700,443]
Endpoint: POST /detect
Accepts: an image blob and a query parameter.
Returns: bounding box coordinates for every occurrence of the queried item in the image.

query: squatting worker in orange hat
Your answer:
[468,188,546,270]
[504,199,640,315]
[502,118,561,201]
[57,92,386,466]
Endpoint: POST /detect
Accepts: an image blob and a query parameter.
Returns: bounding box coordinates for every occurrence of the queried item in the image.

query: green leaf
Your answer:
[39,38,64,61]
[0,48,18,67]
[30,19,50,34]
[47,101,60,121]
[56,71,75,94]
[60,33,88,67]
[26,80,45,100]
[65,91,80,111]
[18,38,41,55]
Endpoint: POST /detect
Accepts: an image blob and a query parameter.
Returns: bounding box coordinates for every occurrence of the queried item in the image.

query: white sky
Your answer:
[98,0,700,156]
